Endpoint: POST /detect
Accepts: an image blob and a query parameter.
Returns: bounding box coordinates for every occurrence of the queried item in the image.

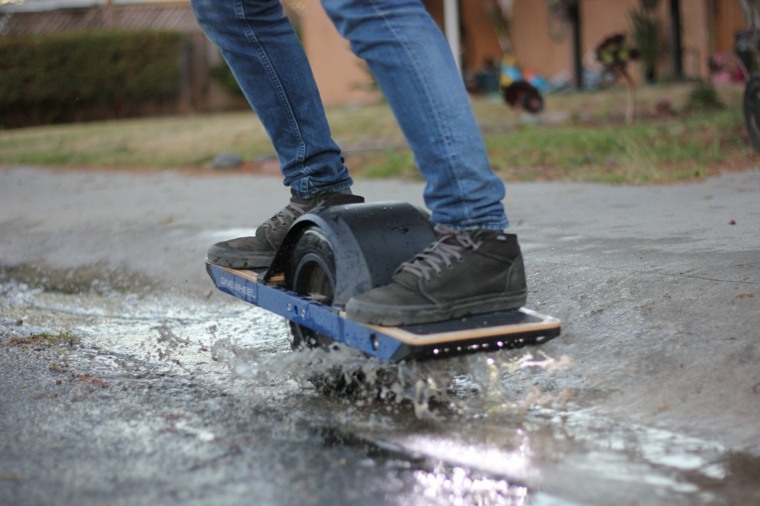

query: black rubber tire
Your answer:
[283,227,430,399]
[284,227,337,351]
[744,75,760,152]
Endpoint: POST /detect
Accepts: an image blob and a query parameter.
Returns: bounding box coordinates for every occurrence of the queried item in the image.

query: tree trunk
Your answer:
[622,70,636,124]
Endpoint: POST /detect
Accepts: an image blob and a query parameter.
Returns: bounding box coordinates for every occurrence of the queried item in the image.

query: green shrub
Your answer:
[0,30,183,127]
[684,82,725,112]
[210,57,244,97]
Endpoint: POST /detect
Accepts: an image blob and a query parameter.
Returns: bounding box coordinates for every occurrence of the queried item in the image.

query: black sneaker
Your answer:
[345,224,527,326]
[207,190,364,269]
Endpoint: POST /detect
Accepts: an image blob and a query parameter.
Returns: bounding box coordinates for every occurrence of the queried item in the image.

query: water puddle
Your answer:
[2,269,759,505]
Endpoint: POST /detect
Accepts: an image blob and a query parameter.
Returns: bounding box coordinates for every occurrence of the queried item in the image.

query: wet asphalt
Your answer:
[1,165,759,505]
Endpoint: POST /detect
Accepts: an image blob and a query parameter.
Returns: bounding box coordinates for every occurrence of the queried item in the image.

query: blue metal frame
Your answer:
[207,262,560,362]
[207,263,404,361]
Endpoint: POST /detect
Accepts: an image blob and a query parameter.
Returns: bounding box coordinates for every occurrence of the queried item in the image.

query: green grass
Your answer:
[6,331,81,348]
[485,109,745,183]
[0,82,756,184]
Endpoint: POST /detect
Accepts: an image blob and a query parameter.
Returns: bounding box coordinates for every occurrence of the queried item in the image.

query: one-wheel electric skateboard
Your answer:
[206,202,560,362]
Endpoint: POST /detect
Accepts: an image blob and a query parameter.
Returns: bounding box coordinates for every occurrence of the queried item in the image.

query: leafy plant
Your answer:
[630,8,661,83]
[0,30,183,127]
[210,57,244,97]
[684,82,725,112]
[596,33,640,123]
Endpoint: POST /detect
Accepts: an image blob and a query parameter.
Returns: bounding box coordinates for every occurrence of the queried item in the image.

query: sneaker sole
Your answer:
[207,251,274,269]
[345,291,528,327]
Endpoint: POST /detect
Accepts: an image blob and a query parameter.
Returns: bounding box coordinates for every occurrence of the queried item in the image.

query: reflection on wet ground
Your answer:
[1,270,759,506]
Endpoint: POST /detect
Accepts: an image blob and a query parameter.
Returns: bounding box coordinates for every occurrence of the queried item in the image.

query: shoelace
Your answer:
[397,224,481,283]
[260,191,356,233]
[262,204,307,231]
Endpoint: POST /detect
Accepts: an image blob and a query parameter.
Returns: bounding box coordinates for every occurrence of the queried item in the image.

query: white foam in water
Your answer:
[5,278,752,506]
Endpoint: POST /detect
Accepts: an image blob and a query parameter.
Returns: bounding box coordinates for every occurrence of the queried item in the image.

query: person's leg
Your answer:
[320,0,526,324]
[191,0,351,197]
[191,0,363,268]
[321,0,507,230]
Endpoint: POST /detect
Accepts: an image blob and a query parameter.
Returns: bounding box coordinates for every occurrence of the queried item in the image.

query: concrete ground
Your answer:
[1,165,759,503]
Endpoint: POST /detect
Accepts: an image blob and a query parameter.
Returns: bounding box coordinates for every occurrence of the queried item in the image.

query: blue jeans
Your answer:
[191,0,508,230]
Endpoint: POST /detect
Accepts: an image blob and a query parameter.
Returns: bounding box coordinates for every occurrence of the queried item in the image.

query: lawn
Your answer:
[1,81,757,184]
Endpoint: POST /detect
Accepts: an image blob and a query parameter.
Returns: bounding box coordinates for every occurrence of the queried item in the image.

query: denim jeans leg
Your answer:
[190,0,352,198]
[321,0,508,230]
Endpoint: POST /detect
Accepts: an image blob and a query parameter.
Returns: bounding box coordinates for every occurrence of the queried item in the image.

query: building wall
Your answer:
[511,0,570,81]
[298,0,750,105]
[681,0,711,78]
[512,0,718,85]
[300,2,378,106]
[2,0,749,110]
[425,0,504,74]
[714,0,748,53]
[511,0,748,85]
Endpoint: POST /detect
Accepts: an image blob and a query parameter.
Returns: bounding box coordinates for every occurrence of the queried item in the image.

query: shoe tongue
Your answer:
[288,195,312,212]
[254,222,270,239]
[392,267,420,289]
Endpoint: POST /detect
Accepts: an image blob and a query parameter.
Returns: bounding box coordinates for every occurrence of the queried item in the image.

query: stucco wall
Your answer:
[512,0,710,85]
[300,3,378,106]
[299,1,746,106]
[511,0,571,82]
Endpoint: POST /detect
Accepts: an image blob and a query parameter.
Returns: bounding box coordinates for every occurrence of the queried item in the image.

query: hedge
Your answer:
[0,30,183,127]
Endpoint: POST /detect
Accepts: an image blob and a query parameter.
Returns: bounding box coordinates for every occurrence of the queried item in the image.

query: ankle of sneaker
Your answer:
[433,223,506,235]
[290,187,353,201]
[289,191,314,207]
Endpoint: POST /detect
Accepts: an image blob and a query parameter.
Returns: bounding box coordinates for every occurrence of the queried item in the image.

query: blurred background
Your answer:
[0,0,754,126]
